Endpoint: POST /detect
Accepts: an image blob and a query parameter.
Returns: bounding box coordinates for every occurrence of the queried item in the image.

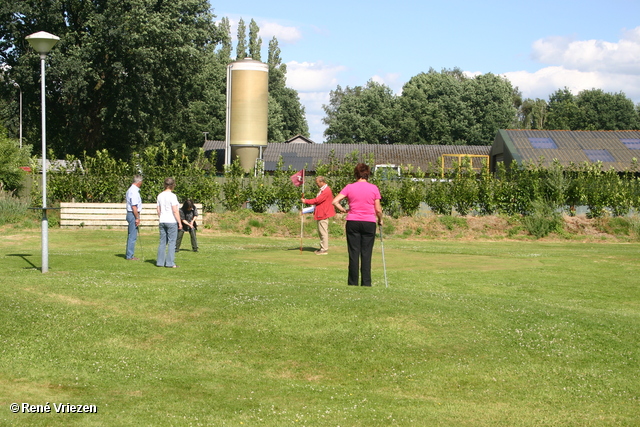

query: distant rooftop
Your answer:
[202,140,491,173]
[492,130,640,172]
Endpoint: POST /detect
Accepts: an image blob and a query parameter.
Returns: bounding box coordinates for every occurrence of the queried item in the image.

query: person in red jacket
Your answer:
[301,176,336,255]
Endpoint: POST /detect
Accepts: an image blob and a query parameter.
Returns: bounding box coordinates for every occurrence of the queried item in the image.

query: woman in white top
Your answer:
[156,177,182,268]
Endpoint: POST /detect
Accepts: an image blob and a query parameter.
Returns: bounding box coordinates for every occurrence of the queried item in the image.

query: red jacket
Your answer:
[303,185,336,220]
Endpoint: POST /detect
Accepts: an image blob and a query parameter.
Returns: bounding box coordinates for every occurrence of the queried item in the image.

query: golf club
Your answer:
[379,224,388,288]
[136,226,145,261]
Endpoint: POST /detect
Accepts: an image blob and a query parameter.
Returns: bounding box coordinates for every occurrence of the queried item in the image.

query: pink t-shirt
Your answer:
[340,181,381,222]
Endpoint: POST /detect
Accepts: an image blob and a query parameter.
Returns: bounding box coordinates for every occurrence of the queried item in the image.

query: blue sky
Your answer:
[211,0,640,143]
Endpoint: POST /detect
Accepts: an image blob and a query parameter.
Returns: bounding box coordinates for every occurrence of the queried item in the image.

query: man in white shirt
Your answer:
[125,175,143,260]
[156,177,182,268]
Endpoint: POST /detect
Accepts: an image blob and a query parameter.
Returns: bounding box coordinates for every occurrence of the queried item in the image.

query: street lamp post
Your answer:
[26,31,59,273]
[13,82,22,148]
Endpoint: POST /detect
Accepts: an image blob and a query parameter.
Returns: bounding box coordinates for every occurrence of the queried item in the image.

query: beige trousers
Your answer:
[317,219,329,251]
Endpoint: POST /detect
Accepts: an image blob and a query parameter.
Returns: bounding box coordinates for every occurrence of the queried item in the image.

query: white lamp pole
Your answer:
[26,31,59,273]
[13,82,22,148]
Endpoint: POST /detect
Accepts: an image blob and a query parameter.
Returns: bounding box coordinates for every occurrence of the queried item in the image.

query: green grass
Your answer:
[0,229,639,426]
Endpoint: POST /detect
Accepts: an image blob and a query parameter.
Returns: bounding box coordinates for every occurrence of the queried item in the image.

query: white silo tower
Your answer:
[225,58,269,172]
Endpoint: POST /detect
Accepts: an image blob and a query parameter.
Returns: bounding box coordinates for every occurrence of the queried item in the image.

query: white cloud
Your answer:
[503,27,640,103]
[218,18,302,45]
[623,26,640,43]
[503,67,640,103]
[530,36,574,65]
[371,73,403,94]
[258,21,302,44]
[531,28,640,74]
[298,91,331,143]
[298,91,330,110]
[503,67,598,99]
[285,61,349,142]
[285,61,346,92]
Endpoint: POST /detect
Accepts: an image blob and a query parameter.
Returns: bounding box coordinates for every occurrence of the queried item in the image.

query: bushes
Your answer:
[42,144,220,210]
[0,128,31,194]
[0,190,31,226]
[221,160,246,212]
[521,199,563,238]
[450,158,478,216]
[428,159,638,221]
[425,179,452,215]
[271,158,301,213]
[397,166,425,217]
[40,148,639,222]
[246,172,275,214]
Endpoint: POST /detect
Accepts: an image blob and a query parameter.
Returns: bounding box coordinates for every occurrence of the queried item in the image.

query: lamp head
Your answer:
[26,31,60,57]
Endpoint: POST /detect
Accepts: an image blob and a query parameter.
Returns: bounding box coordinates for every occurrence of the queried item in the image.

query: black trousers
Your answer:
[345,221,377,286]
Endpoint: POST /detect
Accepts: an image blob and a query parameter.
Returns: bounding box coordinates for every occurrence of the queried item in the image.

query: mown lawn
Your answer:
[0,228,638,426]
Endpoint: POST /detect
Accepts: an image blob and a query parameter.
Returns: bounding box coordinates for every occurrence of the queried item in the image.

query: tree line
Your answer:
[0,0,308,160]
[517,88,640,131]
[1,0,639,167]
[323,69,640,146]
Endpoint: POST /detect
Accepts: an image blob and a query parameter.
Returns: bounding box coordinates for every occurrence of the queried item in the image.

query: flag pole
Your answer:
[299,169,305,253]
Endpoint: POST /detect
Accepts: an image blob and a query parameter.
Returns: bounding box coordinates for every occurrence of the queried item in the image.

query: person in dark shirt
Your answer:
[176,199,199,252]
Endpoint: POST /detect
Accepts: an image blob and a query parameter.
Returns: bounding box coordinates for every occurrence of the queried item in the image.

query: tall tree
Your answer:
[398,69,473,145]
[545,88,580,130]
[266,36,308,142]
[323,81,399,144]
[0,0,220,158]
[544,88,640,130]
[463,73,517,145]
[574,89,640,130]
[235,18,247,60]
[217,17,232,63]
[248,19,261,61]
[397,68,515,145]
[516,98,548,129]
[275,87,309,140]
[267,96,286,143]
[267,37,286,92]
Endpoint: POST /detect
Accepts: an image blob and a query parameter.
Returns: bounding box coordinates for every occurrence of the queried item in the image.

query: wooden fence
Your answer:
[60,203,202,228]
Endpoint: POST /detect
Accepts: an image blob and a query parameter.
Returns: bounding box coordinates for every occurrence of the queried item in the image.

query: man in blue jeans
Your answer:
[125,175,143,260]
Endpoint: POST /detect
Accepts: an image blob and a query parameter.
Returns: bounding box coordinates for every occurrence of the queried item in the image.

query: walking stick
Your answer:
[379,224,388,288]
[136,226,145,261]
[299,208,304,253]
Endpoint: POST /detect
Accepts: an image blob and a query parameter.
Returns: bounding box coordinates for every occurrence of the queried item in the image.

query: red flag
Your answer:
[290,169,304,187]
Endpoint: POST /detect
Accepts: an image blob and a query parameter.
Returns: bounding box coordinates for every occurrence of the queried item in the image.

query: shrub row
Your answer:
[34,148,640,220]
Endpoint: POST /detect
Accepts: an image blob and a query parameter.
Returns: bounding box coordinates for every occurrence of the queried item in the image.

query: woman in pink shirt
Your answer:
[332,164,383,286]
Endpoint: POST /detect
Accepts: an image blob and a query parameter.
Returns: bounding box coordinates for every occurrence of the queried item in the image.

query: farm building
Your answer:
[204,130,640,175]
[490,130,640,172]
[203,136,491,174]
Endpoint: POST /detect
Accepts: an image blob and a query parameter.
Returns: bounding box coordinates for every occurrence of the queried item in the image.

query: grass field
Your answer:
[0,228,638,426]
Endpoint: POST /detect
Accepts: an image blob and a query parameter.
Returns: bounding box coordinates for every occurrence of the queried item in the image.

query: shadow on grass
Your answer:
[7,253,39,270]
[115,254,156,265]
[287,246,318,252]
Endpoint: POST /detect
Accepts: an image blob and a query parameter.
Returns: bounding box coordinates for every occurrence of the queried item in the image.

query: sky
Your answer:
[211,0,640,143]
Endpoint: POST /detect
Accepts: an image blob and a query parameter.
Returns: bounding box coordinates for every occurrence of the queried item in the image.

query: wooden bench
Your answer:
[60,202,202,228]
